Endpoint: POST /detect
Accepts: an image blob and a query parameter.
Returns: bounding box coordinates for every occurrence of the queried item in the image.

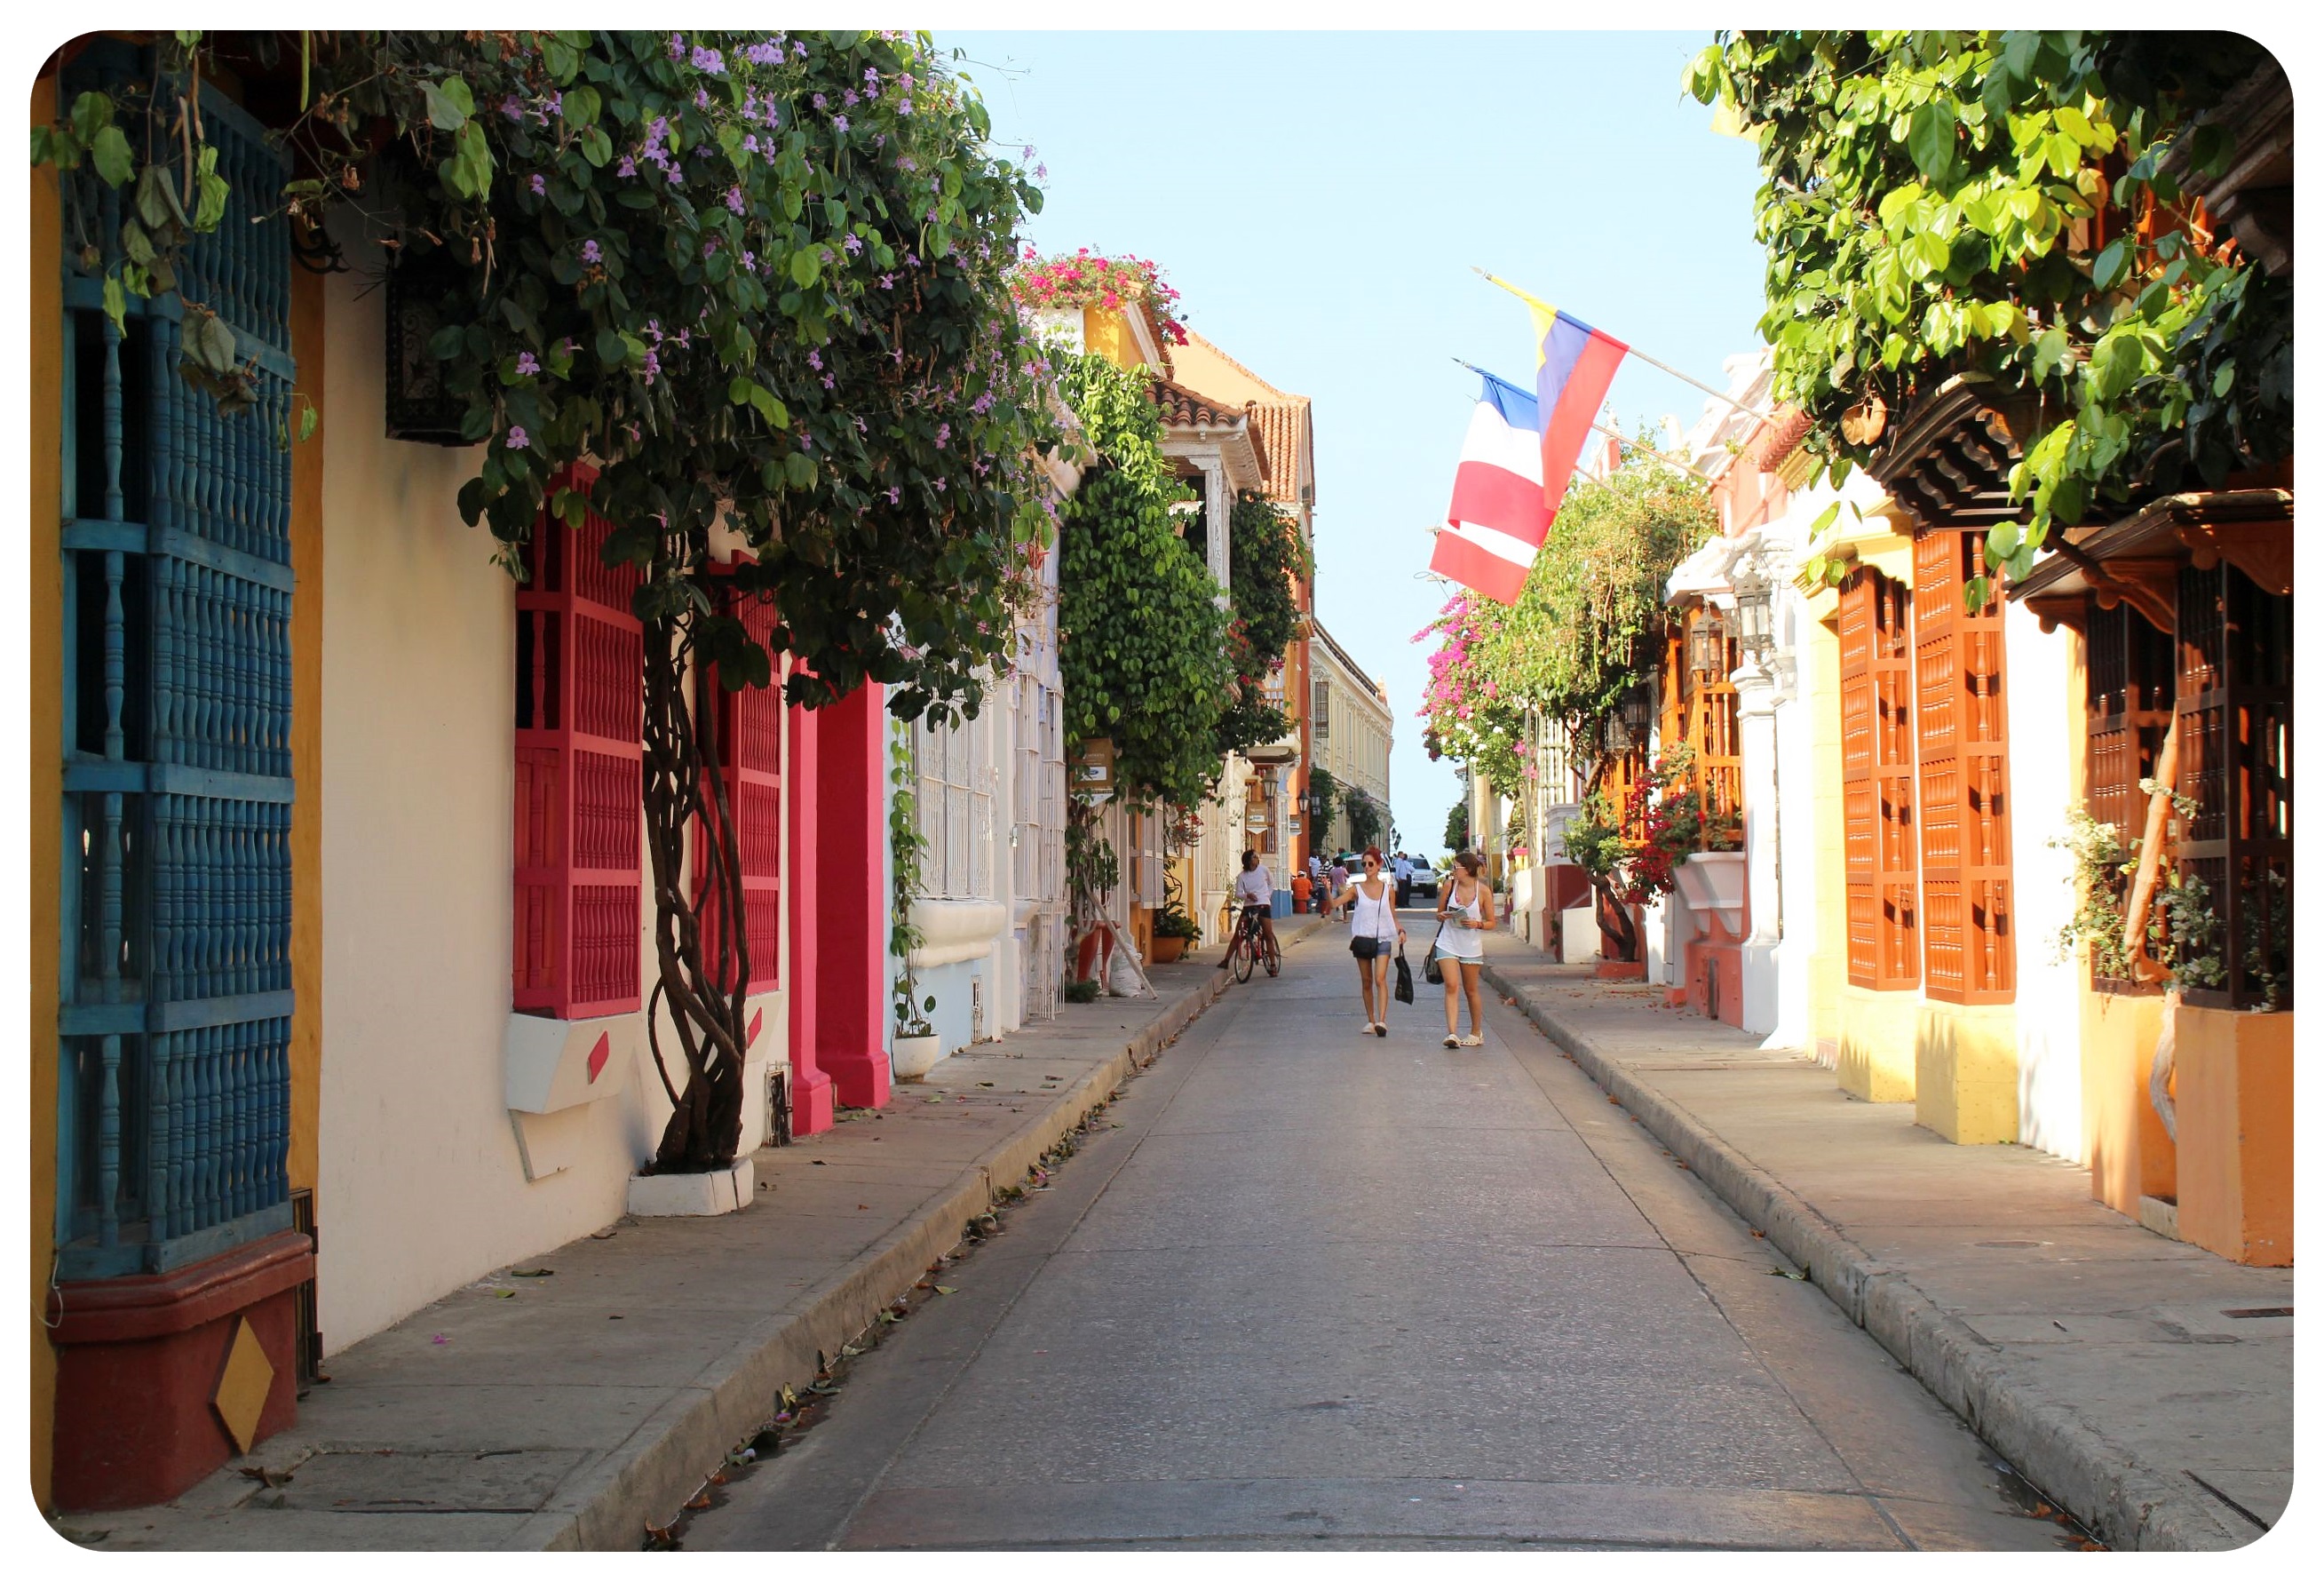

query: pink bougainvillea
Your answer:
[1010,247,1189,344]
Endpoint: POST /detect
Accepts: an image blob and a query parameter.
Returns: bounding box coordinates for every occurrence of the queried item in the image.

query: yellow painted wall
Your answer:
[28,68,63,1514]
[1083,306,1149,369]
[2080,988,2174,1217]
[290,269,325,1202]
[2174,1006,2294,1266]
[1836,984,1918,1101]
[1915,1000,2019,1144]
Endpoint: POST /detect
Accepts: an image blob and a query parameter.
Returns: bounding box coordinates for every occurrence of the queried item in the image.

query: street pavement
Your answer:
[1479,939,2292,1552]
[684,913,2083,1552]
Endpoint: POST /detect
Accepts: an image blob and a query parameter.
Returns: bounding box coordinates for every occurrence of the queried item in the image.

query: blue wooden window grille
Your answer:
[55,42,297,1279]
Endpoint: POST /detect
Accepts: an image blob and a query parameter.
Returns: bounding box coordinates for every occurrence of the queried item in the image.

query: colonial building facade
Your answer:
[31,47,894,1510]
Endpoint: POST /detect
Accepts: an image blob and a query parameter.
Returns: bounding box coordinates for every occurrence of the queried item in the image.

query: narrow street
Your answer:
[686,918,2079,1552]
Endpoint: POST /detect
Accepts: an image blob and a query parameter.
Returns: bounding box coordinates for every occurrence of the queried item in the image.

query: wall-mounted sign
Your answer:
[1072,737,1116,803]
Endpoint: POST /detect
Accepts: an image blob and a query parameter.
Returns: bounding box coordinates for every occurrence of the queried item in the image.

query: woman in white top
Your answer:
[1432,849,1495,1046]
[1331,847,1407,1037]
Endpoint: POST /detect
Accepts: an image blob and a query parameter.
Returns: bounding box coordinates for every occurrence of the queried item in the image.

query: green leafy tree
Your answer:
[36,29,1060,1172]
[1306,765,1339,838]
[1443,798,1469,852]
[1416,456,1710,784]
[1687,31,2289,590]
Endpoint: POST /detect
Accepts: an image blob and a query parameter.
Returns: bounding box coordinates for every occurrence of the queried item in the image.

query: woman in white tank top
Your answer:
[1330,847,1406,1037]
[1432,849,1495,1046]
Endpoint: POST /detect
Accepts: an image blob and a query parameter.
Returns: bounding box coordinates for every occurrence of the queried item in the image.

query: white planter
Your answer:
[892,1033,944,1081]
[626,1157,754,1217]
[1673,851,1748,936]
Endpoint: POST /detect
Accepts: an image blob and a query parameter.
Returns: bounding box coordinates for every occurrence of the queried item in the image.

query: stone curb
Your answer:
[1481,959,2242,1554]
[524,917,1325,1550]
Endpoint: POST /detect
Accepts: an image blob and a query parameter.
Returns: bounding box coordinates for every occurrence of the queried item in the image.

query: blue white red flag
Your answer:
[1431,368,1551,604]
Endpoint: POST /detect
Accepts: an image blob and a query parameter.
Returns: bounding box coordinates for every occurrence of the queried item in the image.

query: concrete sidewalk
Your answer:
[79,920,1323,1553]
[1480,940,2290,1553]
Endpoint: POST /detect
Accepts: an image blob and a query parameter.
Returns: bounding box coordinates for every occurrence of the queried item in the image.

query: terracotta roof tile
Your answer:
[1148,378,1271,481]
[1248,398,1312,505]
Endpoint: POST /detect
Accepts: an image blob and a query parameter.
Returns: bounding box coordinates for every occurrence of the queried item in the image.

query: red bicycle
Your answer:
[1226,902,1281,983]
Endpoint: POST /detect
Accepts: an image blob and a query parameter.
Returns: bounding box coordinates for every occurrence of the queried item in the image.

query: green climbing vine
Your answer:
[1687,31,2290,592]
[1052,348,1238,812]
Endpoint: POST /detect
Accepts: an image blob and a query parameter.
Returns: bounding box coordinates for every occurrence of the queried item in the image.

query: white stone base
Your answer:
[626,1158,755,1217]
[1559,904,1599,965]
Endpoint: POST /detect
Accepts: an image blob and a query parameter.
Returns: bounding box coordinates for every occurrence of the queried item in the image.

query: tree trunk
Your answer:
[637,568,750,1173]
[1591,875,1639,962]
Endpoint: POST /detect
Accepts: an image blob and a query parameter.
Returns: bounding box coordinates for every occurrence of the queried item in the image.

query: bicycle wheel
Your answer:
[1263,934,1281,976]
[1231,928,1256,983]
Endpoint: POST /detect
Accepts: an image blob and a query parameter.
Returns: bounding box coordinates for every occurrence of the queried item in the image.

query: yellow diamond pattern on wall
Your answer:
[212,1317,276,1454]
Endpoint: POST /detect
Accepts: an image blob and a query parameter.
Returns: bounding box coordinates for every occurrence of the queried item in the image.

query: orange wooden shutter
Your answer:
[2174,561,2292,1009]
[1914,529,2013,1004]
[1688,611,1741,824]
[1841,567,1918,990]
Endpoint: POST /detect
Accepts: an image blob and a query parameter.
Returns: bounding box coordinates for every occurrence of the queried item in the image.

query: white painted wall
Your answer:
[315,248,674,1350]
[2008,602,2085,1161]
[1769,632,1820,1051]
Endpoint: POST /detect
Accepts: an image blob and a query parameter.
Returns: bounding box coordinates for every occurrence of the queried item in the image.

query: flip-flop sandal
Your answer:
[1462,1034,1483,1047]
[1375,1023,1388,1038]
[1442,1035,1459,1048]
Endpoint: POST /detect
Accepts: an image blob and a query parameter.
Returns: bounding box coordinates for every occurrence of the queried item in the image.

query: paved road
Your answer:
[686,918,2082,1551]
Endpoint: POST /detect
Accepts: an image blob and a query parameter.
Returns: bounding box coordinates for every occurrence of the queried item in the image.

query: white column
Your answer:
[1768,642,1816,1052]
[1202,460,1231,595]
[1733,655,1785,1040]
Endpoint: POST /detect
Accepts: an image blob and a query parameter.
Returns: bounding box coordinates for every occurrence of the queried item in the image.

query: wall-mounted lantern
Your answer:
[1731,564,1775,660]
[1688,609,1729,679]
[1620,668,1659,744]
[384,245,473,445]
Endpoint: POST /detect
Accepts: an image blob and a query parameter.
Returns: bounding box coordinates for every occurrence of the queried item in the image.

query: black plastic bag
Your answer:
[1392,947,1415,1004]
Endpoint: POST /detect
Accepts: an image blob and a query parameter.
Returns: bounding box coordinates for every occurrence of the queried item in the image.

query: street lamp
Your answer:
[1731,564,1775,661]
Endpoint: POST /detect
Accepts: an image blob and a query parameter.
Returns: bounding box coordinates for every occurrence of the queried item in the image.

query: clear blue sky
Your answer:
[938,29,1772,848]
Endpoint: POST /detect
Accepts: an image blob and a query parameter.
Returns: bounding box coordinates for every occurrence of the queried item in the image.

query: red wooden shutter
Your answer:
[1914,529,2012,1004]
[513,467,644,1018]
[695,581,783,993]
[1841,567,1919,990]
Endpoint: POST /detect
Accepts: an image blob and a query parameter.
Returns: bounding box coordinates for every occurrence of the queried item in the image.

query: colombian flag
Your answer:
[1430,369,1550,605]
[1495,279,1629,516]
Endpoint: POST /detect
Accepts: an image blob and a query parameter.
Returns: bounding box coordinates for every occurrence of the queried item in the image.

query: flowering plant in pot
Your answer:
[1149,902,1198,963]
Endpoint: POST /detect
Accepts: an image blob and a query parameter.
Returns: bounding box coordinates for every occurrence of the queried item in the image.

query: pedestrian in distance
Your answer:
[1332,847,1406,1037]
[1328,855,1350,913]
[1392,850,1415,909]
[1432,849,1495,1047]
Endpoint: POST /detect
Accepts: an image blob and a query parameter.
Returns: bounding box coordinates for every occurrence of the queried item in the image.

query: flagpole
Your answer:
[1470,266,1776,424]
[1449,357,1725,486]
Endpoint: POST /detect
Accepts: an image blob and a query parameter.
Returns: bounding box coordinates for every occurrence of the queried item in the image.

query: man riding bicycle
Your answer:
[1221,849,1280,968]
